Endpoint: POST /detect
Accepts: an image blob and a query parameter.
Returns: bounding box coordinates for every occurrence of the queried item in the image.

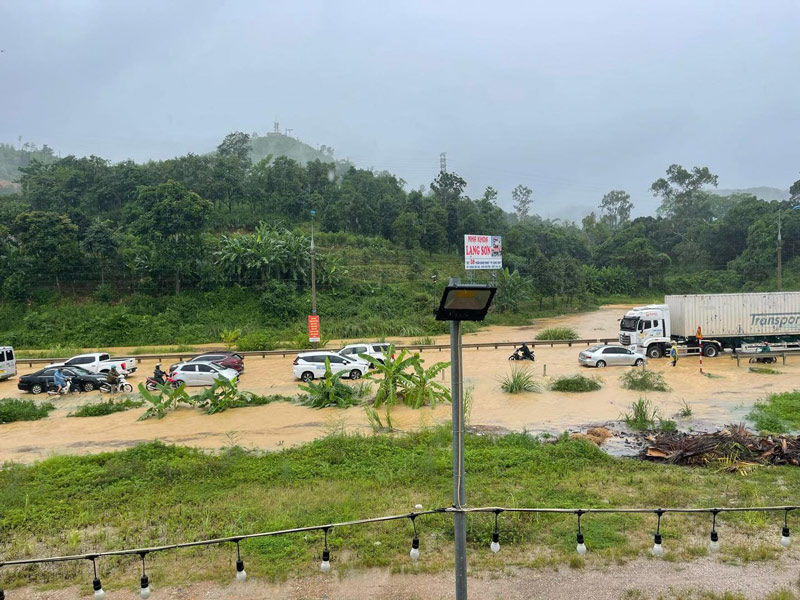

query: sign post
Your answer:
[697,326,703,374]
[464,235,502,271]
[308,315,321,344]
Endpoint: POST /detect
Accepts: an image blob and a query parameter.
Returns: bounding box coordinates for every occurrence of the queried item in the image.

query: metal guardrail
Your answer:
[15,338,619,367]
[732,350,800,367]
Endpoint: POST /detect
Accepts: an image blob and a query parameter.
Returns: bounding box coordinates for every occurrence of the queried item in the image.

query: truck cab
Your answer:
[619,304,671,358]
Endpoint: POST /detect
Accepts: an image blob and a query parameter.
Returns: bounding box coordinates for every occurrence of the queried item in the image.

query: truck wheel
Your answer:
[647,346,662,359]
[703,345,719,358]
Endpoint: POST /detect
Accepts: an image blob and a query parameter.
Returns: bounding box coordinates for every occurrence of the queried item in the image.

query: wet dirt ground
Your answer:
[0,305,797,463]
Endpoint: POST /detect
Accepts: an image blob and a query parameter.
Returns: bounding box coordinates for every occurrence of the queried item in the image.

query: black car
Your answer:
[17,366,108,394]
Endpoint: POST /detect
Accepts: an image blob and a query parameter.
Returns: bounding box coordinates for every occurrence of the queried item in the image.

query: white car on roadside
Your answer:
[47,352,137,375]
[578,345,646,368]
[293,351,370,382]
[338,342,392,366]
[170,361,239,387]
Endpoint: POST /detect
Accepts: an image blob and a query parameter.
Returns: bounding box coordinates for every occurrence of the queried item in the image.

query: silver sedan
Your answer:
[578,345,646,368]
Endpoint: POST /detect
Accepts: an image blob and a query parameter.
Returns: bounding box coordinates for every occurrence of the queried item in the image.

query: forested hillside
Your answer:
[0,142,57,189]
[0,131,798,348]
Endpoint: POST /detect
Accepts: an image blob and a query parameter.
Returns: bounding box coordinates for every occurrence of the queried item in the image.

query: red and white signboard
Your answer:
[464,234,502,270]
[308,315,321,343]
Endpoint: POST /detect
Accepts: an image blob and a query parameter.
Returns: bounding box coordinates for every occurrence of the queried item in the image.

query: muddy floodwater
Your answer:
[1,305,797,463]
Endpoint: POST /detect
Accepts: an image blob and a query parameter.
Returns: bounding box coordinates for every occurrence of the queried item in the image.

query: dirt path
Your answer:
[1,305,797,463]
[10,556,800,599]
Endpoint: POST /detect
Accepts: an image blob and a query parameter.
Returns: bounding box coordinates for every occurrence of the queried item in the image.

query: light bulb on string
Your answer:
[139,552,152,599]
[781,509,792,548]
[90,557,106,600]
[709,510,720,553]
[576,510,587,555]
[490,509,502,553]
[320,527,332,573]
[409,514,420,561]
[651,509,665,557]
[234,540,247,582]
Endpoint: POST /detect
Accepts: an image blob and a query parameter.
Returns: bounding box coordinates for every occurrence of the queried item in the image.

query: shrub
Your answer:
[622,397,659,430]
[69,398,144,418]
[619,369,669,392]
[748,391,800,434]
[550,374,601,392]
[748,367,782,375]
[411,336,435,346]
[535,327,578,340]
[0,399,55,423]
[499,367,541,393]
[236,330,277,351]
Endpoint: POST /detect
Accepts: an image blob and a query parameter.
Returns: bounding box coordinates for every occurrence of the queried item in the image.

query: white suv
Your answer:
[338,343,392,366]
[293,351,370,382]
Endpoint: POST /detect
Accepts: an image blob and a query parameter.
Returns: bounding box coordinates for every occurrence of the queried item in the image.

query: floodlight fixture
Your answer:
[435,283,496,322]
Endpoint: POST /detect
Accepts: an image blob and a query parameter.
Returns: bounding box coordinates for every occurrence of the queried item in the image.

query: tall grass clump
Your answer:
[619,369,670,392]
[499,367,541,393]
[535,327,578,340]
[550,374,601,392]
[748,367,782,375]
[69,398,144,418]
[748,391,800,434]
[0,398,55,423]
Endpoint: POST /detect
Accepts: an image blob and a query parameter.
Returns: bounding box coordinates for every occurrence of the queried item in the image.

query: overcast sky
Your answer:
[1,0,799,219]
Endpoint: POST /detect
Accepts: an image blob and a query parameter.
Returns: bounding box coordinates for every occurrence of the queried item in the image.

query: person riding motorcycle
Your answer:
[107,367,121,392]
[519,343,535,360]
[53,367,69,394]
[153,363,166,385]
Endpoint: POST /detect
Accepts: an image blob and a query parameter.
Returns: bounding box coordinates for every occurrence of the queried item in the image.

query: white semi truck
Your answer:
[618,292,800,359]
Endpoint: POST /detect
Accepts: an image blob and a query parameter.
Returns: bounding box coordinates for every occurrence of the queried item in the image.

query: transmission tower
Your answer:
[440,152,447,173]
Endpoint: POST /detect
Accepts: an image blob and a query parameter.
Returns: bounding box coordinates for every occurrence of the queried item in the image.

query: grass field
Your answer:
[0,426,796,592]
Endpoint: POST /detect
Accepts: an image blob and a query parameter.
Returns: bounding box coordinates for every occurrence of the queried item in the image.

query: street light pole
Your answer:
[310,209,318,348]
[448,278,467,600]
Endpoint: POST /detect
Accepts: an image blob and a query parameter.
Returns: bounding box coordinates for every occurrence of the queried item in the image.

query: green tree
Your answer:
[599,190,633,230]
[512,184,533,221]
[392,213,422,249]
[128,181,212,294]
[217,131,251,161]
[651,164,718,223]
[81,219,117,284]
[14,211,81,293]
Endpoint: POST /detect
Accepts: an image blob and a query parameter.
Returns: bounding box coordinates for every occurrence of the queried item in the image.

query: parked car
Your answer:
[0,345,16,381]
[338,343,392,366]
[169,361,239,387]
[48,352,137,375]
[18,366,108,394]
[293,351,370,382]
[578,345,646,368]
[169,351,244,373]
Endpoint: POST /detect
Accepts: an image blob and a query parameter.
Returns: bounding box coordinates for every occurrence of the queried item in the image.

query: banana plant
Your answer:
[137,381,190,421]
[298,358,357,408]
[402,359,451,409]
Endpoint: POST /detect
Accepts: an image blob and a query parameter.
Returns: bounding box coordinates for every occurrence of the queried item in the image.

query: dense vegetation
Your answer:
[0,429,796,589]
[0,133,798,348]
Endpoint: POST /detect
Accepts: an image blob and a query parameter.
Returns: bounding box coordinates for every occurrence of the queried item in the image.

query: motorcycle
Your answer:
[509,344,536,361]
[100,374,133,394]
[145,372,180,391]
[47,376,79,395]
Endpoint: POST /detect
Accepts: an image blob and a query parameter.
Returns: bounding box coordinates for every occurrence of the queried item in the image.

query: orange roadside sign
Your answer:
[308,315,321,343]
[696,326,702,340]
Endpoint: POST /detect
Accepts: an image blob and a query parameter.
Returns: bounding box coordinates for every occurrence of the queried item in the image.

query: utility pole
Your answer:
[778,210,783,292]
[310,209,318,348]
[449,277,467,600]
[440,152,447,173]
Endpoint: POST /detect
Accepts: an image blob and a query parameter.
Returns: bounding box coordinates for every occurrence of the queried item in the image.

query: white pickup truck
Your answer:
[49,352,137,375]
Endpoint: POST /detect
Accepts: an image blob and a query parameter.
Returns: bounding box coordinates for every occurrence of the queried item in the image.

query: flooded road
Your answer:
[0,306,796,463]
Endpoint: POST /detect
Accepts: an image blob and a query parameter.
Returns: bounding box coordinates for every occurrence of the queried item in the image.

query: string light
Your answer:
[320,527,331,573]
[651,509,665,557]
[0,504,796,597]
[234,540,247,582]
[708,510,720,553]
[781,509,792,548]
[90,557,106,599]
[409,515,420,561]
[490,509,501,553]
[576,510,587,556]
